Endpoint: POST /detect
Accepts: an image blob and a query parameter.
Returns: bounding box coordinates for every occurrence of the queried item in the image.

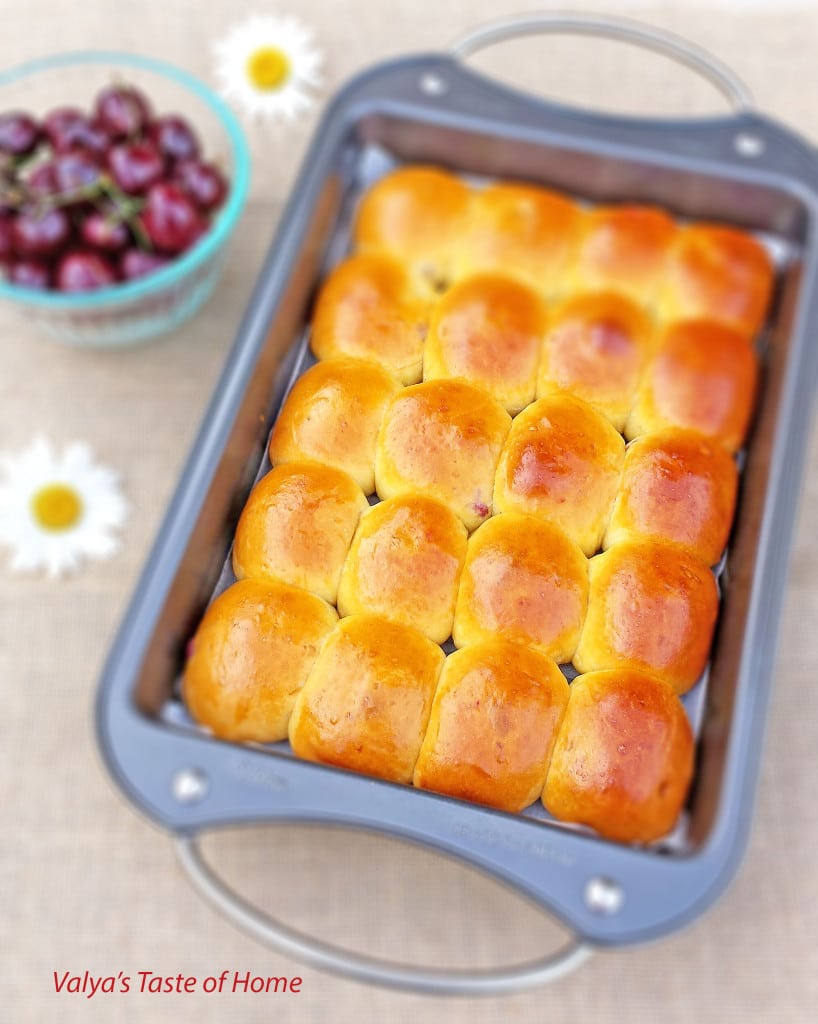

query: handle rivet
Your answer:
[419,73,449,97]
[172,767,209,804]
[584,876,624,916]
[734,132,765,158]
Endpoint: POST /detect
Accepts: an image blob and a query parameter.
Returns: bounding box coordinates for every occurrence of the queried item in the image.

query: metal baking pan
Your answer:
[95,14,818,995]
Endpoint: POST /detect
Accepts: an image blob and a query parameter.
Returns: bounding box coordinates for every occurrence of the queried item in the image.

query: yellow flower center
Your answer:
[31,483,83,531]
[246,47,291,91]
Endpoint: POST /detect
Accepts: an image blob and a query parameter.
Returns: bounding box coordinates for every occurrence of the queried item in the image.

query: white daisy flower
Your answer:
[0,436,129,578]
[213,13,324,122]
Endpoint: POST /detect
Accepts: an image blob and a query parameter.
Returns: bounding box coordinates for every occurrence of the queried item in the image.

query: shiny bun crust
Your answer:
[310,254,429,384]
[494,393,625,555]
[452,512,588,663]
[423,273,546,414]
[536,291,654,431]
[413,640,570,813]
[626,319,758,453]
[569,205,677,307]
[337,494,468,644]
[268,356,400,493]
[542,669,694,844]
[457,182,582,296]
[183,579,338,743]
[288,614,445,784]
[660,224,774,336]
[232,462,368,604]
[375,378,511,531]
[573,539,719,694]
[605,429,739,565]
[353,165,472,295]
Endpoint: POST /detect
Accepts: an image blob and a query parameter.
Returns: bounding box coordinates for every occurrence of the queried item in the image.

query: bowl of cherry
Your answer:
[0,51,249,347]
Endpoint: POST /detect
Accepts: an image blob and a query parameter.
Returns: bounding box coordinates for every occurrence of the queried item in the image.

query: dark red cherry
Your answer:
[141,182,204,254]
[0,112,41,156]
[52,151,101,196]
[9,258,51,289]
[12,206,71,258]
[43,108,86,150]
[56,250,117,291]
[79,210,130,252]
[107,141,164,195]
[0,215,14,260]
[25,161,58,199]
[173,160,227,212]
[94,84,151,139]
[120,247,169,280]
[149,115,199,162]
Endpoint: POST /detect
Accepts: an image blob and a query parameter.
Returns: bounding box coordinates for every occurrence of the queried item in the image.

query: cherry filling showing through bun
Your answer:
[0,82,230,292]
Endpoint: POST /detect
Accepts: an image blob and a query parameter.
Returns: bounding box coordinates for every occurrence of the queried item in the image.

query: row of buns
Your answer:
[232,462,720,693]
[343,165,773,336]
[268,365,739,562]
[184,586,693,844]
[313,260,759,449]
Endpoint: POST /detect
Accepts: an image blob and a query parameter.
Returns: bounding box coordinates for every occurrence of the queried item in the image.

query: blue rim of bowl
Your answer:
[0,50,251,309]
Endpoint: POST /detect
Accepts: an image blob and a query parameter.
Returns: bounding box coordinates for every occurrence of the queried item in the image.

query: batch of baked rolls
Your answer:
[184,165,774,845]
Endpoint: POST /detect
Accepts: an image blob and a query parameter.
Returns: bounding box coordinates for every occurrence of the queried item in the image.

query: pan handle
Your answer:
[175,832,593,996]
[450,12,754,113]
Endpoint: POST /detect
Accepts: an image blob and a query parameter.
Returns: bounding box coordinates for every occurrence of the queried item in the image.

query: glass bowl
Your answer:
[0,51,250,348]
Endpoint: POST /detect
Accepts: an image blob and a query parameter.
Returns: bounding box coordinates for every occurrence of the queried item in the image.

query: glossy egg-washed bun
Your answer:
[310,253,429,384]
[232,462,367,605]
[605,429,738,566]
[543,669,694,844]
[414,640,570,813]
[659,224,773,337]
[354,165,472,295]
[269,356,400,494]
[452,512,588,663]
[337,494,468,644]
[626,319,758,453]
[457,182,582,297]
[494,393,625,555]
[574,539,719,694]
[424,273,546,413]
[569,204,677,308]
[289,614,445,784]
[184,579,338,743]
[375,378,511,531]
[536,291,654,431]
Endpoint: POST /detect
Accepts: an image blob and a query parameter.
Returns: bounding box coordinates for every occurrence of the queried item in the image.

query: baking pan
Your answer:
[95,13,818,995]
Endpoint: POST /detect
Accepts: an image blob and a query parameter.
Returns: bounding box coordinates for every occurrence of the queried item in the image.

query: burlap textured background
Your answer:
[2,1,817,1020]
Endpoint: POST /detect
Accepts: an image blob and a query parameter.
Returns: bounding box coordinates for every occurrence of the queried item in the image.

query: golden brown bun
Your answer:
[183,579,338,743]
[375,379,511,531]
[232,462,368,604]
[625,320,758,453]
[310,254,428,384]
[337,494,467,643]
[423,273,546,414]
[605,429,738,565]
[573,539,719,693]
[660,225,773,336]
[269,357,401,493]
[569,205,677,307]
[413,640,570,813]
[288,613,445,784]
[542,669,694,843]
[494,394,624,555]
[536,291,654,430]
[457,182,582,296]
[353,165,472,295]
[452,513,588,663]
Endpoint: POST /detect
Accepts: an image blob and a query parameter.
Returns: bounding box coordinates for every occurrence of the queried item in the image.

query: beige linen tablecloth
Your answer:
[3,1,818,1020]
